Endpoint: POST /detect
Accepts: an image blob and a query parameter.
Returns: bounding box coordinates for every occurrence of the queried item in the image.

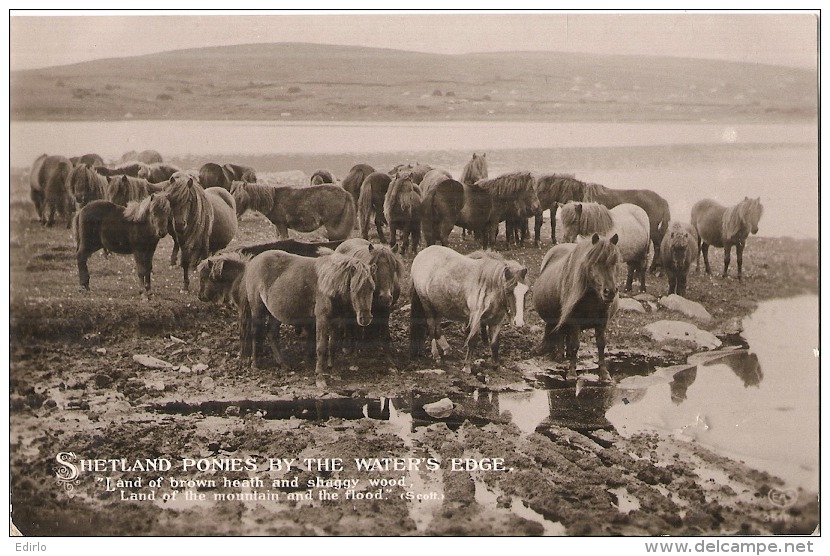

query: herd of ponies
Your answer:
[27,148,764,386]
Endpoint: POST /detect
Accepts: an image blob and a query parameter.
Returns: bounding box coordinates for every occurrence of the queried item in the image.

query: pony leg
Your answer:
[249,300,269,370]
[375,214,387,244]
[169,229,180,267]
[638,258,647,293]
[238,303,252,367]
[314,317,330,388]
[677,272,688,297]
[180,253,191,292]
[735,241,745,281]
[701,243,711,275]
[624,263,635,293]
[695,234,702,271]
[77,249,92,291]
[135,253,152,299]
[596,324,611,382]
[410,221,420,254]
[565,325,581,378]
[550,205,558,245]
[722,244,732,278]
[265,321,284,368]
[533,211,542,248]
[487,323,503,369]
[463,313,483,373]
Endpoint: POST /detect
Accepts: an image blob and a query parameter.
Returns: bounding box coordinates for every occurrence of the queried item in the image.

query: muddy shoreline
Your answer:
[9,163,819,535]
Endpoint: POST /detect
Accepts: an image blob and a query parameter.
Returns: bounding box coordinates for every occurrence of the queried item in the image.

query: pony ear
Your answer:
[610,233,619,245]
[122,175,129,184]
[187,178,194,188]
[591,233,600,244]
[482,153,486,158]
[367,243,374,252]
[519,267,528,280]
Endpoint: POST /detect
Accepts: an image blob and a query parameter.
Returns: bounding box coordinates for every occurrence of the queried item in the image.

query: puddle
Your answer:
[473,475,566,535]
[149,297,817,492]
[607,295,819,491]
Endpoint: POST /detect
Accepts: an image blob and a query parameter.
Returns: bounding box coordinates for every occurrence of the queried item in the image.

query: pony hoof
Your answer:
[78,286,90,293]
[315,377,328,388]
[598,369,612,383]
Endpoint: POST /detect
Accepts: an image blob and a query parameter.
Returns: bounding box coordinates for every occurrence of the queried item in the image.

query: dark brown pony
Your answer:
[104,175,165,207]
[342,163,376,209]
[94,162,151,178]
[357,171,392,242]
[421,178,465,247]
[383,172,422,254]
[198,162,235,190]
[310,169,335,185]
[239,239,345,258]
[477,172,541,248]
[166,173,238,291]
[584,181,671,272]
[456,182,494,248]
[138,163,181,184]
[660,221,699,296]
[244,250,375,387]
[418,168,453,196]
[335,238,405,361]
[533,233,621,381]
[691,197,763,280]
[68,163,108,208]
[70,154,104,167]
[223,163,257,183]
[231,182,355,240]
[31,154,74,227]
[75,194,172,298]
[533,173,587,247]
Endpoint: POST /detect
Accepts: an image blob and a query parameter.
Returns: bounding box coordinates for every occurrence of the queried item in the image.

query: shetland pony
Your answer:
[691,197,763,280]
[477,172,541,248]
[70,154,104,167]
[418,168,453,196]
[231,182,355,240]
[409,245,528,374]
[583,182,671,272]
[660,221,699,296]
[559,202,650,293]
[74,194,172,298]
[335,238,405,360]
[166,173,238,291]
[198,162,235,190]
[533,173,587,246]
[105,175,165,207]
[342,163,376,209]
[31,154,74,227]
[533,233,620,381]
[197,251,253,361]
[420,178,465,247]
[68,163,108,207]
[223,163,257,183]
[138,163,181,184]
[244,250,376,387]
[310,169,335,186]
[383,172,422,254]
[357,172,392,242]
[459,152,489,240]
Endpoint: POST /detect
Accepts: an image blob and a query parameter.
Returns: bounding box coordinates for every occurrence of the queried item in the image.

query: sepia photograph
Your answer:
[7,9,820,541]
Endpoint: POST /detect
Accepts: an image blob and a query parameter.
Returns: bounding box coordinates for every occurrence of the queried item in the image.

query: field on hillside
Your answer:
[9,148,818,535]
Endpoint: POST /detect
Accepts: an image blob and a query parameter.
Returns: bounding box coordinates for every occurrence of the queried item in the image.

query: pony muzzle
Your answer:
[356,312,373,327]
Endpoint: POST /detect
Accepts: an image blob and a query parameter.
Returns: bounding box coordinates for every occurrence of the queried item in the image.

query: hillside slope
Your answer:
[10,42,816,122]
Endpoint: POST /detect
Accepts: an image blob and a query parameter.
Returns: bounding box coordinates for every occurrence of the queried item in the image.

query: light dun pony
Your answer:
[409,245,528,374]
[690,197,763,280]
[533,233,621,381]
[244,250,376,387]
[559,201,650,293]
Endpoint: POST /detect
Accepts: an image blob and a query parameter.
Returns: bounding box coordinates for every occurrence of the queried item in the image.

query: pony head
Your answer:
[351,262,377,327]
[147,193,172,239]
[744,197,764,235]
[584,233,620,304]
[197,251,249,303]
[667,226,693,269]
[559,202,613,242]
[367,243,405,309]
[318,254,376,327]
[69,164,104,207]
[461,152,488,185]
[230,181,250,217]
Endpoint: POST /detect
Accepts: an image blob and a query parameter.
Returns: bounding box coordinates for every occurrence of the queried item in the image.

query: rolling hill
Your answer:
[9,42,817,122]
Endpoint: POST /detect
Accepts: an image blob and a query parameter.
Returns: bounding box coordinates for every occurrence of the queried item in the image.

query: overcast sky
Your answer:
[9,11,819,72]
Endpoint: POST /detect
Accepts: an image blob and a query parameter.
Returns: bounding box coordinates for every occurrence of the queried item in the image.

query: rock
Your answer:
[144,380,165,392]
[169,335,186,344]
[95,347,107,355]
[200,377,215,390]
[132,354,174,369]
[192,363,208,372]
[658,294,713,322]
[634,293,657,303]
[179,365,192,374]
[93,374,112,388]
[423,398,454,419]
[642,320,721,350]
[618,297,646,313]
[415,369,446,375]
